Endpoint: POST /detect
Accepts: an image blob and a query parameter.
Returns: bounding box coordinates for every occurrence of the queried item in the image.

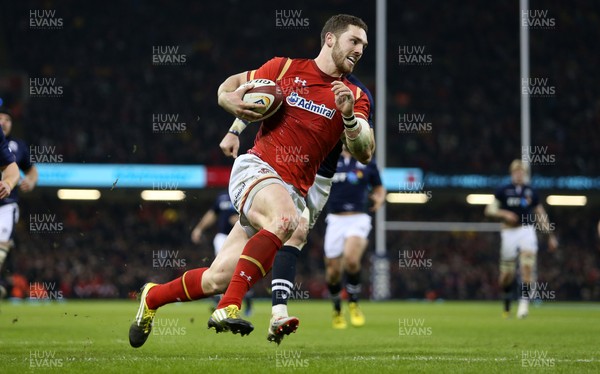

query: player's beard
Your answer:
[332,40,354,75]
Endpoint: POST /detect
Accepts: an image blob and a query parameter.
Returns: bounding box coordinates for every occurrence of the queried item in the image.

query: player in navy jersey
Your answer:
[485,160,558,318]
[0,107,36,298]
[190,191,253,315]
[324,146,385,328]
[218,73,374,342]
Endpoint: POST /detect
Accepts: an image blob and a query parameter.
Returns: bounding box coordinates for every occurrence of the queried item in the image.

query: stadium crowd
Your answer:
[4,198,599,302]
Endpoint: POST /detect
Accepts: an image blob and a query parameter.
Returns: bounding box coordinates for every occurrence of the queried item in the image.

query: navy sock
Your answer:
[328,282,342,312]
[345,271,361,303]
[271,245,300,306]
[502,283,513,312]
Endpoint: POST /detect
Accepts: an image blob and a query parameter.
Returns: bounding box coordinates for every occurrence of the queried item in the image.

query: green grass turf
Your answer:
[0,299,598,373]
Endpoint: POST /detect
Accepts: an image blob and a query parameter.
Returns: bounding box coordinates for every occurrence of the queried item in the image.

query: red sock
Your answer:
[146,267,207,309]
[217,229,282,309]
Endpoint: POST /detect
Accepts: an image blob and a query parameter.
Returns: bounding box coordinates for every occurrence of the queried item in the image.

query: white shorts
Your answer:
[324,213,372,258]
[0,203,19,242]
[228,153,306,237]
[500,225,538,261]
[305,174,333,229]
[213,233,228,255]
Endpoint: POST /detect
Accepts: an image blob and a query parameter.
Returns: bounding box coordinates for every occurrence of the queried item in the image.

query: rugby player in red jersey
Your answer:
[129,14,374,347]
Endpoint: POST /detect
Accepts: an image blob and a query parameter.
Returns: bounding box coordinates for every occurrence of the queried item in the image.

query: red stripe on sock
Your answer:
[146,267,207,309]
[218,229,282,309]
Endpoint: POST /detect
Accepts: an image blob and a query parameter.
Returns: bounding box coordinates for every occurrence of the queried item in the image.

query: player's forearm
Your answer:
[486,207,510,221]
[1,162,19,190]
[25,165,39,185]
[217,72,247,107]
[196,211,217,231]
[496,209,522,225]
[228,118,249,136]
[484,200,500,217]
[534,206,553,233]
[371,185,386,207]
[343,115,373,164]
[372,184,386,198]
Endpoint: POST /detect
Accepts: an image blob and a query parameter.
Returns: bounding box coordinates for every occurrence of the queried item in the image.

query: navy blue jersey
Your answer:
[0,132,15,166]
[327,156,383,214]
[494,183,540,225]
[2,137,33,205]
[212,192,237,234]
[0,131,17,203]
[317,142,343,178]
[316,74,374,178]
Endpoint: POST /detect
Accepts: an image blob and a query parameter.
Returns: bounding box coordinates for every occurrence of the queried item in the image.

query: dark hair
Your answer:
[320,14,368,47]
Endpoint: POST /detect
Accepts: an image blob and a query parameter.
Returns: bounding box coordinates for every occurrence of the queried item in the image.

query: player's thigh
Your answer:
[343,236,368,266]
[0,203,18,245]
[518,226,538,256]
[499,230,518,281]
[228,154,304,238]
[324,214,345,259]
[500,228,520,263]
[342,214,372,261]
[247,183,300,236]
[306,174,333,229]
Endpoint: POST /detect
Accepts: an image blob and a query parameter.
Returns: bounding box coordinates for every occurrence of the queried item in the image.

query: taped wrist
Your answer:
[342,114,358,130]
[228,118,249,136]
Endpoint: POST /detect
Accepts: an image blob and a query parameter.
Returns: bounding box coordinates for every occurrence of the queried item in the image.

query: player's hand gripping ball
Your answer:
[237,79,284,120]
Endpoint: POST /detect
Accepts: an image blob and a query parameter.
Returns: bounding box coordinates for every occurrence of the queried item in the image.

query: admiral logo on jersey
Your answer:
[286,92,336,119]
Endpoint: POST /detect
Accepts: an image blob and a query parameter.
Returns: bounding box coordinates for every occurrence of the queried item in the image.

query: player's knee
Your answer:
[287,224,308,248]
[326,265,342,283]
[271,210,299,242]
[519,252,536,269]
[499,271,514,286]
[327,271,341,284]
[345,258,361,273]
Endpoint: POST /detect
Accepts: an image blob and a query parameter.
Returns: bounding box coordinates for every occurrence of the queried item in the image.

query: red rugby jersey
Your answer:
[246,57,370,196]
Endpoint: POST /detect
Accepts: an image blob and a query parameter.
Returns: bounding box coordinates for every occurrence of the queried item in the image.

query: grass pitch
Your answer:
[0,299,598,373]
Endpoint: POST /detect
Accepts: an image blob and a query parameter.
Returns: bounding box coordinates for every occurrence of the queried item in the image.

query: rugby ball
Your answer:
[237,79,284,120]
